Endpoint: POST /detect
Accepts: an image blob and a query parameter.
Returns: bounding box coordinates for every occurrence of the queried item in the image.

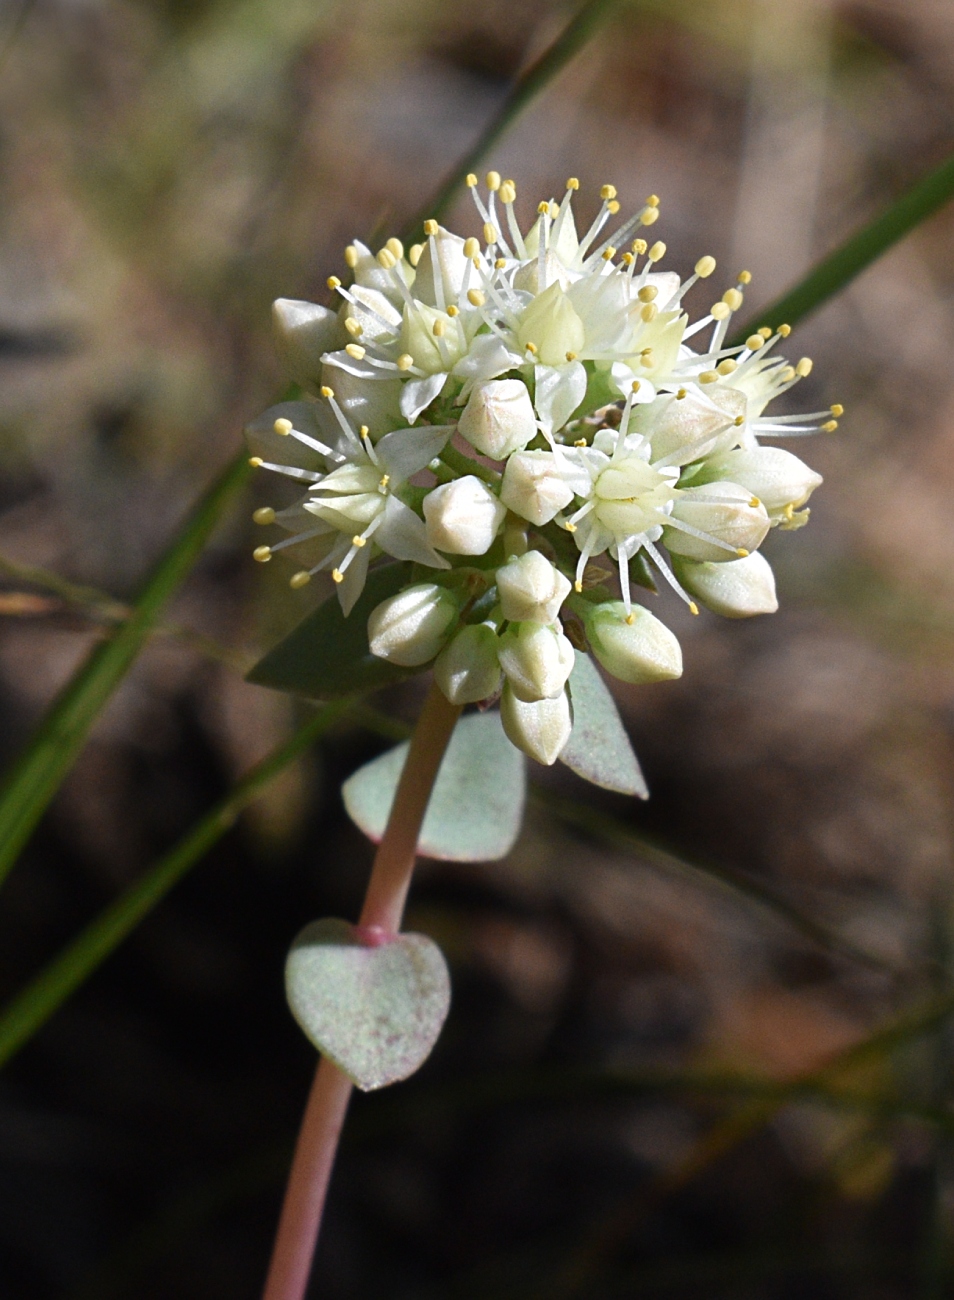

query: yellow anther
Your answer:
[722,288,743,310]
[499,181,516,204]
[736,548,749,558]
[738,270,752,285]
[745,334,765,351]
[466,173,478,188]
[359,425,370,439]
[699,370,719,384]
[344,317,363,336]
[831,403,844,417]
[640,303,658,322]
[331,569,344,584]
[397,354,414,371]
[710,302,731,320]
[483,222,498,245]
[273,417,292,435]
[637,285,658,303]
[625,612,636,625]
[432,319,446,337]
[676,388,687,400]
[345,343,366,359]
[486,170,501,191]
[565,351,577,361]
[621,252,634,266]
[750,497,760,508]
[574,579,583,592]
[821,419,838,432]
[379,474,390,489]
[606,200,620,215]
[352,535,367,547]
[566,177,580,190]
[495,257,507,269]
[795,357,813,377]
[779,323,792,337]
[386,237,404,260]
[648,241,666,262]
[640,347,654,358]
[646,193,660,207]
[640,208,660,226]
[600,184,617,200]
[574,438,587,447]
[253,507,276,525]
[758,326,772,339]
[463,237,480,259]
[344,245,359,268]
[734,416,745,427]
[408,243,424,267]
[780,366,796,382]
[327,275,341,290]
[632,380,642,393]
[423,219,439,236]
[717,358,737,375]
[689,602,699,615]
[248,456,263,468]
[447,304,459,317]
[695,255,716,278]
[290,571,311,589]
[376,247,397,269]
[565,522,577,533]
[632,238,647,255]
[601,246,617,261]
[525,341,538,354]
[783,503,795,521]
[320,385,335,399]
[537,201,550,215]
[467,289,486,307]
[253,545,272,563]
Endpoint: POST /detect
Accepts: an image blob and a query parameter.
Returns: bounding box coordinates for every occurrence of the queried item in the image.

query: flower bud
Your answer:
[697,448,822,520]
[672,551,778,618]
[272,299,343,389]
[367,583,458,666]
[411,226,469,304]
[423,476,507,555]
[399,301,465,376]
[662,481,770,562]
[500,683,572,766]
[496,550,571,624]
[515,281,585,367]
[433,623,502,704]
[642,387,745,464]
[500,450,574,526]
[498,621,575,702]
[584,602,682,684]
[458,379,537,459]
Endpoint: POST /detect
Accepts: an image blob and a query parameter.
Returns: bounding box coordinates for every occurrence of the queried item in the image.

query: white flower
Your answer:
[584,601,682,684]
[672,551,778,617]
[423,475,507,556]
[433,623,502,704]
[662,481,770,562]
[367,583,459,665]
[692,447,822,527]
[497,621,575,702]
[500,683,572,766]
[496,550,571,624]
[458,379,537,459]
[500,450,575,526]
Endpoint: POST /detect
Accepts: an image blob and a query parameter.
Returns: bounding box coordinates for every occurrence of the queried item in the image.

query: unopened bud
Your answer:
[498,621,575,702]
[412,226,470,304]
[367,583,458,666]
[433,623,502,705]
[697,447,822,519]
[672,551,778,618]
[500,684,572,766]
[663,481,770,562]
[458,379,537,459]
[584,602,682,685]
[272,299,342,389]
[423,476,507,555]
[515,281,585,367]
[500,450,574,526]
[496,550,571,624]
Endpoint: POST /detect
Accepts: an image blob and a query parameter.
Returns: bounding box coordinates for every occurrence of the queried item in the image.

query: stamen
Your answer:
[253,507,276,525]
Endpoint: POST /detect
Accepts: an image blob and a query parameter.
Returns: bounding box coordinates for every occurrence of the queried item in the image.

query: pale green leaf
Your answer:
[561,650,648,798]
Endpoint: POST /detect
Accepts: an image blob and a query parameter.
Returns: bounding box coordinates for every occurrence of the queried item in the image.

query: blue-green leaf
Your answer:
[342,711,525,861]
[247,563,413,700]
[561,650,648,798]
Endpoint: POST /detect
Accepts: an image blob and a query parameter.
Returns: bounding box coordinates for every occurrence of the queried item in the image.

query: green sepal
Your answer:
[247,563,415,700]
[560,650,648,798]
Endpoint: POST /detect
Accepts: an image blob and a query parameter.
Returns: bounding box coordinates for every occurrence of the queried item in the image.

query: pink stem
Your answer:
[261,682,462,1300]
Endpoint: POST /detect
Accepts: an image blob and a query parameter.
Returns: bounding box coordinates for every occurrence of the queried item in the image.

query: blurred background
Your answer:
[1,0,954,1295]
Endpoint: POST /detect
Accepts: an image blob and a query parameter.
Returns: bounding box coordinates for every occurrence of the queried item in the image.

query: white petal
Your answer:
[321,349,388,380]
[534,361,587,435]
[337,544,371,616]
[399,372,447,423]
[609,363,656,403]
[453,334,523,388]
[377,424,455,482]
[377,496,451,568]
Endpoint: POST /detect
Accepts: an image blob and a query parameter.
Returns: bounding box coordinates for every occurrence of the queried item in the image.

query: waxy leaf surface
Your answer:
[561,650,648,797]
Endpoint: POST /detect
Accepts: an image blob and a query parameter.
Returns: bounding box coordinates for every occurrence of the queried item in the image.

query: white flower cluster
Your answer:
[247,173,840,765]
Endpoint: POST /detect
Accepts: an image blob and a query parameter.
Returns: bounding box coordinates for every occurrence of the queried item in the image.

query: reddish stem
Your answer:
[261,682,462,1300]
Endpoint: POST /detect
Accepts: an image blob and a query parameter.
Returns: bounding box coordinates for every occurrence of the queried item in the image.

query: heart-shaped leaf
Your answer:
[286,919,450,1091]
[247,562,414,700]
[561,650,648,798]
[342,711,526,861]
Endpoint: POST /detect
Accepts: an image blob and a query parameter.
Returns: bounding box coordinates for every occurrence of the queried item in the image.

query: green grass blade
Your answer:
[0,452,249,889]
[732,149,954,339]
[402,0,622,237]
[0,699,349,1069]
